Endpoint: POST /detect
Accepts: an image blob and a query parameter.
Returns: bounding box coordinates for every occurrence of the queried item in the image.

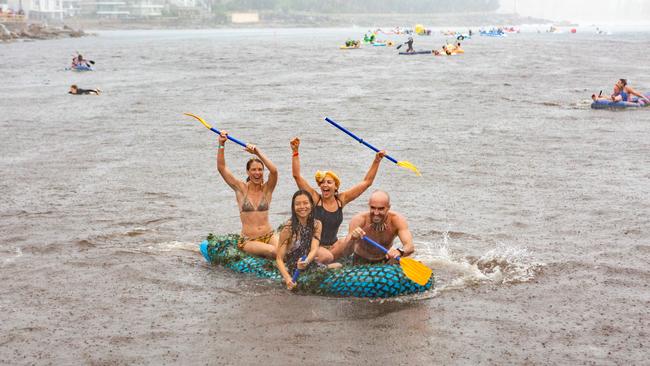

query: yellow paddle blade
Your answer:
[397,160,421,176]
[184,112,212,130]
[398,257,433,286]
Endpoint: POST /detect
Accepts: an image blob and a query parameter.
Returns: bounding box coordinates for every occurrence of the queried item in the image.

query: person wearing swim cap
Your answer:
[290,137,385,264]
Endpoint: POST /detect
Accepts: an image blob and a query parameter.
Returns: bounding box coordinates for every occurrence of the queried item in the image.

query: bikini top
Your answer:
[241,189,269,212]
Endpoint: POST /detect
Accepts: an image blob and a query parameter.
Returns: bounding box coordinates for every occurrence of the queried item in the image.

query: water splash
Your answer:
[415,230,545,294]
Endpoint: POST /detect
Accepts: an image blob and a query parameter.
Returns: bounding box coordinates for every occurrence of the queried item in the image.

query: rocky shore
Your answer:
[0,23,88,43]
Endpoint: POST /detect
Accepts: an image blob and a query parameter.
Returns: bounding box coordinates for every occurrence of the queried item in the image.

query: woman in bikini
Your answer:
[276,190,322,290]
[290,137,384,263]
[217,131,278,259]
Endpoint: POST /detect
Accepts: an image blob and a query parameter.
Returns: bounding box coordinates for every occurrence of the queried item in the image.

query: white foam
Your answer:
[1,247,23,267]
[147,241,199,252]
[414,231,545,294]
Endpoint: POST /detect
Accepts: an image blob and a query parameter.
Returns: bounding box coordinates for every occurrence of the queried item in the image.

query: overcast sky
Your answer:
[498,0,650,24]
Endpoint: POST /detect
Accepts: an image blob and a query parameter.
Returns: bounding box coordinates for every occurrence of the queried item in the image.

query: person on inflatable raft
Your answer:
[592,78,649,103]
[327,190,416,265]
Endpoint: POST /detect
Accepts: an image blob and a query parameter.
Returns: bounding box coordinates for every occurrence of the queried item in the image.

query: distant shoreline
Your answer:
[61,12,555,31]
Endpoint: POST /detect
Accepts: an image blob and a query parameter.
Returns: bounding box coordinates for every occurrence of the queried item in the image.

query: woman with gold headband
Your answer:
[290,137,385,263]
[217,131,279,259]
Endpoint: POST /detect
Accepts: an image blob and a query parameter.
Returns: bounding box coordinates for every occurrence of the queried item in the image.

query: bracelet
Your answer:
[218,145,225,149]
[292,151,299,157]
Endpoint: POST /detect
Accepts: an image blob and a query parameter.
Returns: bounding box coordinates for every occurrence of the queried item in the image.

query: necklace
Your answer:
[371,221,387,232]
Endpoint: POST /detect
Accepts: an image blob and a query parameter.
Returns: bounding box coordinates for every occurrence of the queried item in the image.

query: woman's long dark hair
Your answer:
[290,190,315,243]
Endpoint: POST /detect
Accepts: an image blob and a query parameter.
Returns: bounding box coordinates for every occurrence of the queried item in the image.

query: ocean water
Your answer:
[1,28,649,364]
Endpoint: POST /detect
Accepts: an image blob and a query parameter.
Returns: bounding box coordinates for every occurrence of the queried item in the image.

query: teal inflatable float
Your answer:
[200,233,433,298]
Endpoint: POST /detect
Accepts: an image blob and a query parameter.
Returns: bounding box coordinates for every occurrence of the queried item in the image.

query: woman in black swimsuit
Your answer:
[290,137,385,263]
[217,130,279,259]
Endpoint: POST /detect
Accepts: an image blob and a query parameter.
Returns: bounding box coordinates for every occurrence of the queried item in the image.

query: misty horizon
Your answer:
[499,0,650,24]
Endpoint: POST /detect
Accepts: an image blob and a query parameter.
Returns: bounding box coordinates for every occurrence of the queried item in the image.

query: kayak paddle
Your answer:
[362,236,432,286]
[184,112,247,148]
[324,117,421,176]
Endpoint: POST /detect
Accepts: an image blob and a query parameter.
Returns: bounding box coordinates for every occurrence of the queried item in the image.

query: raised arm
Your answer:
[246,144,278,193]
[216,131,243,191]
[290,137,319,200]
[339,151,385,206]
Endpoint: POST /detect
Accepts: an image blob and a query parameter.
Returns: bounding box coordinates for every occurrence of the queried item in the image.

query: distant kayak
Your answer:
[591,94,650,109]
[399,50,431,55]
[480,31,505,37]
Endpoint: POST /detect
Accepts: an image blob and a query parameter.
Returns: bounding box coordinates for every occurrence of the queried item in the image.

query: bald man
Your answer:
[330,190,415,265]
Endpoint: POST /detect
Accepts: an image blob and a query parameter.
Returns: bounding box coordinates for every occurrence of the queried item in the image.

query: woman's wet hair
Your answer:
[245,158,264,182]
[619,79,627,86]
[289,190,315,243]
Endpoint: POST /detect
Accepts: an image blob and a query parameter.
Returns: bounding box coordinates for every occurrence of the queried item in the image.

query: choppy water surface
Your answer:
[1,28,649,364]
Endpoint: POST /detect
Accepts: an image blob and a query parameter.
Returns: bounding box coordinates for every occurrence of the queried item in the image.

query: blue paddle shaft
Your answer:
[324,117,399,164]
[362,236,400,262]
[209,127,247,148]
[292,255,307,282]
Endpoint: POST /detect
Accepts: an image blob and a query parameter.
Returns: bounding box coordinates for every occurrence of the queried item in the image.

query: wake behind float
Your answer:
[200,233,433,298]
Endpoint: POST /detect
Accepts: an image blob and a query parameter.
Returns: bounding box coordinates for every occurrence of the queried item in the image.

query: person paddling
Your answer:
[404,37,414,52]
[68,84,100,95]
[72,53,91,68]
[333,190,416,265]
[290,137,385,263]
[217,130,279,259]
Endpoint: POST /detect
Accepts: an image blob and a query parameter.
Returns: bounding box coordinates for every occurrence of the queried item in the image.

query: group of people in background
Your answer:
[214,131,416,290]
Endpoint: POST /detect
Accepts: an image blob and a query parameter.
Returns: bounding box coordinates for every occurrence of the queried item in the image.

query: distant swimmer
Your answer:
[610,79,649,103]
[345,39,360,47]
[71,53,92,68]
[592,79,650,103]
[68,85,100,95]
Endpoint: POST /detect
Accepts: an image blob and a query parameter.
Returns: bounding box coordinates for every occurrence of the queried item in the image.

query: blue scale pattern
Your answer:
[201,234,433,298]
